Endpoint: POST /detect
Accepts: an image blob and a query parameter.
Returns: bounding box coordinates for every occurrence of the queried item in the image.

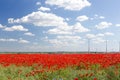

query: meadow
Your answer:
[0,53,120,80]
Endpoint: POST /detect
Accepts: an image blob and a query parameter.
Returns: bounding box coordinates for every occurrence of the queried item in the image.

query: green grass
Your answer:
[0,64,120,80]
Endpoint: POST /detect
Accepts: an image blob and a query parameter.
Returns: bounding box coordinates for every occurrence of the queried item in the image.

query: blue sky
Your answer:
[0,0,120,52]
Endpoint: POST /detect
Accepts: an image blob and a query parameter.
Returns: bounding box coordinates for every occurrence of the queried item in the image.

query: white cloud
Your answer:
[45,0,91,11]
[8,39,18,42]
[95,21,112,29]
[96,33,104,37]
[116,24,120,27]
[47,22,90,34]
[36,2,41,5]
[0,38,17,42]
[90,15,105,20]
[90,18,94,20]
[73,23,90,33]
[0,24,5,28]
[57,35,82,45]
[47,28,72,35]
[76,15,89,22]
[4,25,28,31]
[92,37,105,43]
[99,16,105,19]
[104,32,114,36]
[38,7,51,11]
[24,32,35,36]
[45,35,83,47]
[8,11,89,35]
[8,11,66,27]
[94,14,98,17]
[86,32,114,39]
[85,32,114,43]
[86,32,114,43]
[0,24,6,28]
[18,38,29,43]
[65,18,70,21]
[86,34,96,39]
[57,35,81,40]
[85,33,105,44]
[8,18,14,23]
[0,38,29,44]
[47,23,72,34]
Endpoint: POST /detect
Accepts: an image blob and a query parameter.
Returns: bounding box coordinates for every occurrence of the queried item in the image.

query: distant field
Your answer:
[0,53,120,80]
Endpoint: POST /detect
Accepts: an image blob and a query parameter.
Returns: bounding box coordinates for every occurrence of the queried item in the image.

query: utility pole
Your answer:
[95,48,97,54]
[119,41,120,52]
[88,39,90,53]
[106,40,108,53]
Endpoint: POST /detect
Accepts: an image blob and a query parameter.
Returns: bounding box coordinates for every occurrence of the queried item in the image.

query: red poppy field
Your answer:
[0,53,120,80]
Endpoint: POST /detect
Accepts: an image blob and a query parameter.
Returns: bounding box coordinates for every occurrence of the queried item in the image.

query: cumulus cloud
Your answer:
[86,34,96,39]
[0,38,29,44]
[85,32,115,44]
[104,32,114,36]
[90,15,105,20]
[24,32,35,36]
[18,38,29,43]
[8,18,14,23]
[45,35,83,47]
[99,16,105,19]
[92,37,105,43]
[47,39,64,45]
[65,18,70,21]
[4,25,28,31]
[94,14,98,17]
[47,22,90,34]
[8,11,87,35]
[73,23,90,33]
[85,33,106,43]
[76,15,89,22]
[8,11,90,35]
[47,28,72,35]
[8,11,66,27]
[96,33,105,37]
[36,2,41,5]
[38,7,51,11]
[47,23,72,34]
[57,35,81,40]
[0,24,5,28]
[45,0,91,11]
[86,32,114,41]
[0,38,17,42]
[95,21,112,29]
[116,24,120,27]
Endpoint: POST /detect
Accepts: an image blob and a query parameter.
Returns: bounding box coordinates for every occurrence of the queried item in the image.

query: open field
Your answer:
[0,53,120,80]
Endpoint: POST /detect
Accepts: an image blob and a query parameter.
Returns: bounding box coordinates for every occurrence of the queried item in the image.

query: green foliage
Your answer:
[0,64,120,80]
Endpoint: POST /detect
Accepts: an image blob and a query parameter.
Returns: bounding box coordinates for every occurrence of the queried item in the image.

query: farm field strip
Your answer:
[0,53,120,67]
[0,53,120,80]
